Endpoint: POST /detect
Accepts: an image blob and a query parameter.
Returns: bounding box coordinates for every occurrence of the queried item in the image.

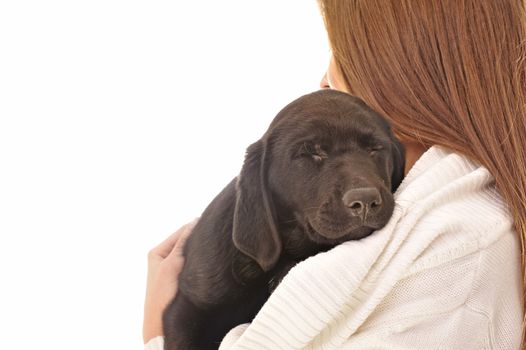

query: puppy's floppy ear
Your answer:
[233,140,282,272]
[390,137,406,192]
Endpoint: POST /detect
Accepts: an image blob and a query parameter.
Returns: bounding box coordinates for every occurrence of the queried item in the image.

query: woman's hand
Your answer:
[143,218,198,344]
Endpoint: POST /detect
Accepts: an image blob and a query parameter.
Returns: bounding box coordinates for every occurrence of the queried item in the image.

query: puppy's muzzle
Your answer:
[342,187,382,221]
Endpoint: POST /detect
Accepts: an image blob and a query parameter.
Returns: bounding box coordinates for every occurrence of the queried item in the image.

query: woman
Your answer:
[144,0,526,348]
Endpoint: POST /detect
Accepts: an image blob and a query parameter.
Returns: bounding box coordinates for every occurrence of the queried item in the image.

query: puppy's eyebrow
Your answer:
[356,130,385,147]
[295,139,323,151]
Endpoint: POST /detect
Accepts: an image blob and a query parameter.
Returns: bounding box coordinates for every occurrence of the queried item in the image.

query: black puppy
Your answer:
[163,89,405,350]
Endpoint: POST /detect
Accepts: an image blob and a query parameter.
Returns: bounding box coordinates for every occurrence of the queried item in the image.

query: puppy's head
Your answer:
[233,89,405,271]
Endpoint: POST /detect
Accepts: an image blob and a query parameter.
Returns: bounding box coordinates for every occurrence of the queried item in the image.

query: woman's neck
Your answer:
[403,142,428,176]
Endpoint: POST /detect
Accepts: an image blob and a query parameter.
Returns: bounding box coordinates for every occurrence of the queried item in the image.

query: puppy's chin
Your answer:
[305,220,376,245]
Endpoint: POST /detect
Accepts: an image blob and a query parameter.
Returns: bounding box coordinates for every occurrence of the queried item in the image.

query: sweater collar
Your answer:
[394,145,489,203]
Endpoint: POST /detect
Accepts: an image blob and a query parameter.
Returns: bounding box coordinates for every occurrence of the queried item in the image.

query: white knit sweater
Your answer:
[146,145,523,350]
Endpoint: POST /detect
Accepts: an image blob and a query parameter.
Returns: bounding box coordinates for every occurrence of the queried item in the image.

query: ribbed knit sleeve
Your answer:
[217,145,523,349]
[144,336,164,350]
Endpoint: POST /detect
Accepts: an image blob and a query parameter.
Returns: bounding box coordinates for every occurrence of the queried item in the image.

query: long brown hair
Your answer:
[318,0,526,345]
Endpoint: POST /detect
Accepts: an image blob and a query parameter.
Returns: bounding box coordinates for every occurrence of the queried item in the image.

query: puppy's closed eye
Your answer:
[297,142,328,163]
[368,146,384,156]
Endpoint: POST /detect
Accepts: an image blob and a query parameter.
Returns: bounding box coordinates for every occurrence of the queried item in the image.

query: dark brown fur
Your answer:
[162,89,405,350]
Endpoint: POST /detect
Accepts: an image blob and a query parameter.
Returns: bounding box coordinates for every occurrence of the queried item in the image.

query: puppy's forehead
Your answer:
[290,113,384,147]
[269,90,390,144]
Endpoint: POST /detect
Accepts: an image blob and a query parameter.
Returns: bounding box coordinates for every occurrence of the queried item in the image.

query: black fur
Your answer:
[162,89,405,350]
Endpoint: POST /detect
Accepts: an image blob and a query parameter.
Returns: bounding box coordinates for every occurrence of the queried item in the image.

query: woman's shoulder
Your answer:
[358,218,522,349]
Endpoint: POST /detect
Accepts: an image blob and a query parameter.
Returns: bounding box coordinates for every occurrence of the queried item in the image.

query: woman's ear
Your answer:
[232,140,282,272]
[390,137,406,192]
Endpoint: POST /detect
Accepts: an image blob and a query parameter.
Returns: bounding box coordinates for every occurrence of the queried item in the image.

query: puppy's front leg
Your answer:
[163,284,269,350]
[163,292,234,350]
[162,293,206,350]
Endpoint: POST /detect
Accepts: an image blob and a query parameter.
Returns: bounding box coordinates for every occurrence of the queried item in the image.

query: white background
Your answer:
[0,1,329,349]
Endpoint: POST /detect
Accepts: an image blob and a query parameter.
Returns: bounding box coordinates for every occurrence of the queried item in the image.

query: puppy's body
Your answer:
[163,90,405,350]
[165,179,325,349]
[164,179,267,349]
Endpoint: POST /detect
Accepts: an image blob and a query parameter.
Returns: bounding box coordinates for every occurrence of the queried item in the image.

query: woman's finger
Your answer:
[165,221,195,262]
[150,218,199,259]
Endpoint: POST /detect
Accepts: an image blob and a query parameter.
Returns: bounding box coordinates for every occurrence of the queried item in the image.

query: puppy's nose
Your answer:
[342,187,382,218]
